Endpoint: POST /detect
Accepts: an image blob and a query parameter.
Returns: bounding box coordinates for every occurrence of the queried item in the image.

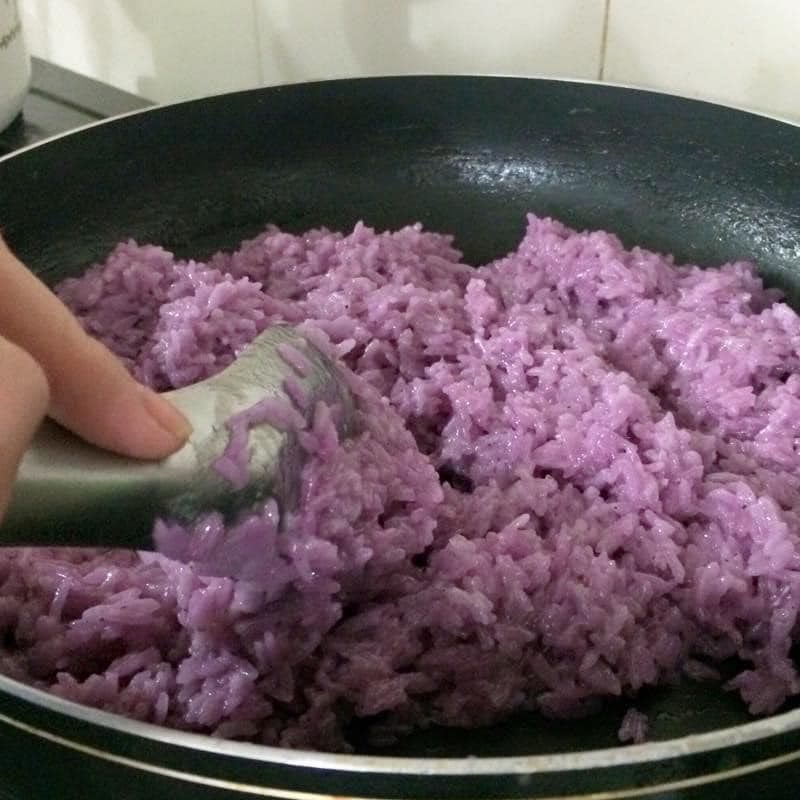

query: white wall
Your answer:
[20,0,800,122]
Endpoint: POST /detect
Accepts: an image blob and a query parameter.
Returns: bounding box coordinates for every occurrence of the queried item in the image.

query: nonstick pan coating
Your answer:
[1,76,800,799]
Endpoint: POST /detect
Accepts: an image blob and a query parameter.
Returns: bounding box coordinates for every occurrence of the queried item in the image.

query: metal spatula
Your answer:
[0,325,355,548]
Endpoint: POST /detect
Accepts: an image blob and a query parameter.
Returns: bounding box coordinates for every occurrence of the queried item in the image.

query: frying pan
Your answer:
[1,75,800,800]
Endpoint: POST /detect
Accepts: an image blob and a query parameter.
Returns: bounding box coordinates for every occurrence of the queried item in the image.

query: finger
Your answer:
[0,238,191,460]
[0,334,49,517]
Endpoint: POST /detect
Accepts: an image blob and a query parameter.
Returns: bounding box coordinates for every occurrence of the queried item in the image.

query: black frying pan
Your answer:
[1,76,800,800]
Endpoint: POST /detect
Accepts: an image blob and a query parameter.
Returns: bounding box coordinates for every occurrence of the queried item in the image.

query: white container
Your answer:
[0,0,30,132]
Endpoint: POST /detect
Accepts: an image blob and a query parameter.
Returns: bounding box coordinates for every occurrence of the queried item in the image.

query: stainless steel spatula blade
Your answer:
[1,325,355,548]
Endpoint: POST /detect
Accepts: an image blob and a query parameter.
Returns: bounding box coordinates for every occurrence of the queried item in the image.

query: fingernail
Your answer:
[139,387,193,443]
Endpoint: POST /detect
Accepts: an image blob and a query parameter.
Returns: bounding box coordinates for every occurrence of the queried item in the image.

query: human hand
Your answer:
[0,236,191,518]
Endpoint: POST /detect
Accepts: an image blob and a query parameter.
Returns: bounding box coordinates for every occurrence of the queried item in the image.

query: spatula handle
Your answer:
[0,409,207,548]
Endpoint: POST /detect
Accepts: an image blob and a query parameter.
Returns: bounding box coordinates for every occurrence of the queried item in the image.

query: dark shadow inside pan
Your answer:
[351,660,800,757]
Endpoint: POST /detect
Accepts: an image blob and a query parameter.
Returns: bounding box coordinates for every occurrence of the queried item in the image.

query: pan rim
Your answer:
[2,668,799,775]
[2,73,800,779]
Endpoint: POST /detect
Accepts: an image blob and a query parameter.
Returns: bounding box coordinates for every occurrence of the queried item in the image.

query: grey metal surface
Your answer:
[0,57,151,156]
[2,326,355,551]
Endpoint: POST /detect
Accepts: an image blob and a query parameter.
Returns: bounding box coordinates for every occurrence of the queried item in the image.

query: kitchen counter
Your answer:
[0,57,152,157]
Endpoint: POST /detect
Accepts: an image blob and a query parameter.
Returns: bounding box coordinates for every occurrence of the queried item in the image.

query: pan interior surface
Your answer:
[1,76,800,769]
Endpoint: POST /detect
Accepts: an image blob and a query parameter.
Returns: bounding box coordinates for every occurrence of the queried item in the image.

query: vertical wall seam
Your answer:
[598,0,611,80]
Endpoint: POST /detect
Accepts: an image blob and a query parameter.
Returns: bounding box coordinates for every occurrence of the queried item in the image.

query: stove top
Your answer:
[0,57,152,157]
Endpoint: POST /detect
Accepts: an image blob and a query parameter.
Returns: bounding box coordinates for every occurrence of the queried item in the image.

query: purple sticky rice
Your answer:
[2,214,800,752]
[276,342,313,377]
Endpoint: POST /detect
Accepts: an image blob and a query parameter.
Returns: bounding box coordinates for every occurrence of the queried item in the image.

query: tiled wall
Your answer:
[20,0,800,122]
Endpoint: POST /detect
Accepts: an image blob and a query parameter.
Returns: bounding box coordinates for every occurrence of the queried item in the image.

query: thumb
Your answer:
[0,334,49,517]
[0,238,191,460]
